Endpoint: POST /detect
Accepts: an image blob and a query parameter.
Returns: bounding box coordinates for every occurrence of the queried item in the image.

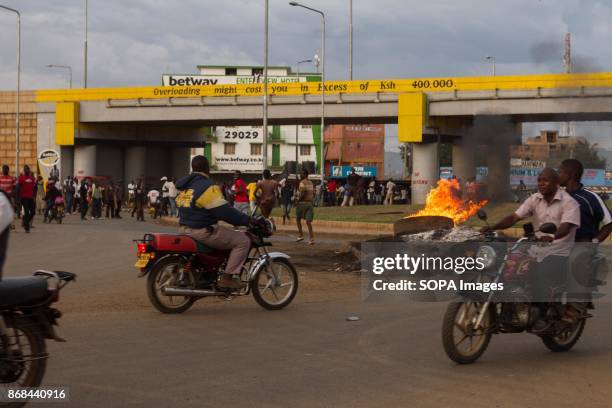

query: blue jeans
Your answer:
[44,200,54,219]
[169,197,177,216]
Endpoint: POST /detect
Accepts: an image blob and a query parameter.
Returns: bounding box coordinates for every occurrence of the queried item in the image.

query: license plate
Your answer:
[135,253,152,268]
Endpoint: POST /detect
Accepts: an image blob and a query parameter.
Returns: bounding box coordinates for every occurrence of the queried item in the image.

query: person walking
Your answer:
[17,165,36,233]
[385,179,396,205]
[326,179,337,206]
[104,181,116,219]
[91,182,103,219]
[79,179,88,220]
[162,177,178,217]
[247,180,258,214]
[133,180,146,221]
[63,176,75,215]
[256,169,278,218]
[280,177,293,225]
[232,171,249,214]
[127,180,136,210]
[295,169,315,245]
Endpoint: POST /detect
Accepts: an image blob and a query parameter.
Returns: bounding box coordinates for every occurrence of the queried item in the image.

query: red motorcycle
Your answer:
[134,218,298,313]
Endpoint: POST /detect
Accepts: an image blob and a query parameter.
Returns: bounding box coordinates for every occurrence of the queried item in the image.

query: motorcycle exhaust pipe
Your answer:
[162,287,224,297]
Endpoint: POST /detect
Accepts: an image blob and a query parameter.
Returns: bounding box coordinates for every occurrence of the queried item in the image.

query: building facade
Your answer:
[511,130,585,161]
[180,65,321,176]
[325,124,385,179]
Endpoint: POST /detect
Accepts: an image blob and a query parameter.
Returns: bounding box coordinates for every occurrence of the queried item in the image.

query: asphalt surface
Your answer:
[4,214,612,408]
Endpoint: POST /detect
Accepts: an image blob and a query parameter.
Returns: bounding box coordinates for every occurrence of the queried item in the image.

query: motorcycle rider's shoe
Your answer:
[217,274,246,290]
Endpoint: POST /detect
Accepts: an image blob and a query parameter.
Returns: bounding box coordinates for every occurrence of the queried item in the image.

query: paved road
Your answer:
[4,215,612,407]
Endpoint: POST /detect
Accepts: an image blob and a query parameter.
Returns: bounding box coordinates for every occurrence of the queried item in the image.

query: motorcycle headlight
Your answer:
[476,245,497,269]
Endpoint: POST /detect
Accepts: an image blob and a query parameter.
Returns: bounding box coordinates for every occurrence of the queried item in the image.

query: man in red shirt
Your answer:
[17,165,37,233]
[326,179,337,206]
[0,165,15,202]
[232,171,249,214]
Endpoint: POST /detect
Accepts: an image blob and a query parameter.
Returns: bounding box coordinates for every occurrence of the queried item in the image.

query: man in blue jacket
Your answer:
[176,156,252,289]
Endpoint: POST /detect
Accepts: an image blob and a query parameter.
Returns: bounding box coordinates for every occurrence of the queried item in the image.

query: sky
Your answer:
[1,0,612,150]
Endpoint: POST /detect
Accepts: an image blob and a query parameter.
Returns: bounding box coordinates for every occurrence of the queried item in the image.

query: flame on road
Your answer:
[407,178,487,225]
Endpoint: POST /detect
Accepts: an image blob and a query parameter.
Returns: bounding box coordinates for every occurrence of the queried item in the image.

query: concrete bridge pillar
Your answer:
[74,145,96,179]
[411,142,439,205]
[124,146,146,186]
[452,139,476,185]
[171,147,191,181]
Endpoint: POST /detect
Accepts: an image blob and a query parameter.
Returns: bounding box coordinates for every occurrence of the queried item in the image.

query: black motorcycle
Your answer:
[442,210,607,364]
[0,270,75,406]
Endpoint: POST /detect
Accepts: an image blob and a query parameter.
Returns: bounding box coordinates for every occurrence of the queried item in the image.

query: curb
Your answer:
[159,216,393,236]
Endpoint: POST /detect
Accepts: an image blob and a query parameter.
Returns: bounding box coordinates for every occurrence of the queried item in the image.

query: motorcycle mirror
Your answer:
[539,222,557,235]
[477,209,487,221]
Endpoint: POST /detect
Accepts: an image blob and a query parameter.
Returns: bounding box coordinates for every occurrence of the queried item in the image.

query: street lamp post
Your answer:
[295,59,313,176]
[289,1,325,182]
[262,0,269,171]
[47,64,73,88]
[349,0,353,80]
[84,0,88,87]
[0,5,21,175]
[485,55,496,76]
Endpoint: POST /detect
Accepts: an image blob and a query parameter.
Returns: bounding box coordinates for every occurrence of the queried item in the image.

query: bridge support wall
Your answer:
[411,142,439,205]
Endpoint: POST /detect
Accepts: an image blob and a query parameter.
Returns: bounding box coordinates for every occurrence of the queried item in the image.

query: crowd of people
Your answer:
[0,163,182,233]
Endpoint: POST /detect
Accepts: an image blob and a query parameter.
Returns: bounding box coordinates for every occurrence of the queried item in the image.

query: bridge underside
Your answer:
[55,89,612,126]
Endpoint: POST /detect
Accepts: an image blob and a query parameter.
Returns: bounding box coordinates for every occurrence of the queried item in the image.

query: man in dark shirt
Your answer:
[559,159,612,243]
[177,156,252,289]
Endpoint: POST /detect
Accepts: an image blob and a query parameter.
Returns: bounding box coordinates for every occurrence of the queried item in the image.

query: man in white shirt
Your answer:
[147,188,161,219]
[127,180,136,209]
[162,177,178,217]
[385,180,396,205]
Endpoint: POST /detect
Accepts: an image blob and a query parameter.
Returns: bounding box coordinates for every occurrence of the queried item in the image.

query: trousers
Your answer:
[179,225,251,276]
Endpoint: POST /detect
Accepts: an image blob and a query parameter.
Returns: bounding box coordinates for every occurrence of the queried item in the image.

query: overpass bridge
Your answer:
[32,72,612,203]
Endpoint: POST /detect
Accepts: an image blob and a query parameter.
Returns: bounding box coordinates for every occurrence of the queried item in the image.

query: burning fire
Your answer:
[407,178,487,225]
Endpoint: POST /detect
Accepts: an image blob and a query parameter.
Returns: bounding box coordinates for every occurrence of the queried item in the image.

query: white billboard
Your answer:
[162,74,307,86]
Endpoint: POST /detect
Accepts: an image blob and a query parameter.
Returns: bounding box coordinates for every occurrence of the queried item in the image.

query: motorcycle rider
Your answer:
[482,168,580,327]
[176,155,252,290]
[558,159,612,243]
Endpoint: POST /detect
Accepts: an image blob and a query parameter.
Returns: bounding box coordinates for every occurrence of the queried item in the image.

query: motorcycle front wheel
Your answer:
[147,257,196,314]
[541,319,585,352]
[442,301,492,364]
[251,258,298,310]
[0,318,47,408]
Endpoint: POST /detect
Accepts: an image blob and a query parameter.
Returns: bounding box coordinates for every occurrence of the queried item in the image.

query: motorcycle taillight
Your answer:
[137,243,148,254]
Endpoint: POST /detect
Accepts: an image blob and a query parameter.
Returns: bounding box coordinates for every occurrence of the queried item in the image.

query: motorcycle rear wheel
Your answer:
[251,258,298,310]
[0,318,47,408]
[147,257,196,314]
[541,319,585,352]
[442,301,492,364]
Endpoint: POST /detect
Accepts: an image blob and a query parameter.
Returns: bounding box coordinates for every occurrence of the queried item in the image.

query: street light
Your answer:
[485,55,496,76]
[47,64,73,88]
[349,0,353,80]
[295,59,313,176]
[289,1,326,182]
[0,4,21,175]
[262,0,268,171]
[84,0,88,87]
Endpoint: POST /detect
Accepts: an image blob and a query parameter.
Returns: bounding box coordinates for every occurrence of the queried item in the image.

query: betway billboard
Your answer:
[162,74,307,86]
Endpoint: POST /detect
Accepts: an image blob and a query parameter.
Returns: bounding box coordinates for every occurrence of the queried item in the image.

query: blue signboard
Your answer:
[330,166,377,178]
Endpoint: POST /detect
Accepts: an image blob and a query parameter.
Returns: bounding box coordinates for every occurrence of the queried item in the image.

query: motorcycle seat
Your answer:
[0,277,49,309]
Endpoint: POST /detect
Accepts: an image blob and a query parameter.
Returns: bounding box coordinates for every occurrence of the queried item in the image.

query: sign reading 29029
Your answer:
[224,130,259,139]
[411,79,454,89]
